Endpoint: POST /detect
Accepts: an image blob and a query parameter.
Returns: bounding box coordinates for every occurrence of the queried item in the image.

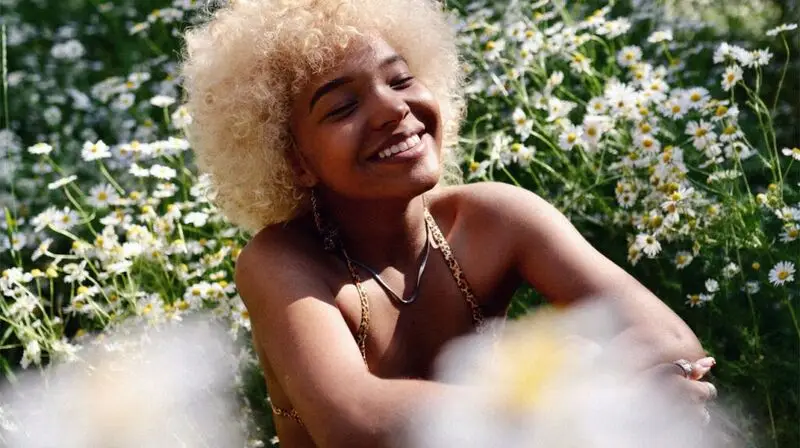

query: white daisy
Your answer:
[87,184,120,209]
[705,279,719,293]
[743,281,761,295]
[635,233,661,258]
[617,46,642,67]
[721,65,743,91]
[766,23,798,37]
[558,123,583,151]
[511,108,533,140]
[647,29,673,43]
[686,120,716,150]
[27,142,53,155]
[722,262,741,279]
[781,147,800,161]
[768,261,796,286]
[81,140,111,161]
[674,251,694,269]
[150,164,177,180]
[47,175,78,190]
[780,224,799,243]
[149,95,176,108]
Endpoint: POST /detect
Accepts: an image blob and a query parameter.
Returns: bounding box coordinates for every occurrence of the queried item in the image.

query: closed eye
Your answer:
[325,101,357,120]
[391,76,415,89]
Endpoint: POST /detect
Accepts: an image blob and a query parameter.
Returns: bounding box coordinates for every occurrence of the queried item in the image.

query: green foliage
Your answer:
[0,0,798,446]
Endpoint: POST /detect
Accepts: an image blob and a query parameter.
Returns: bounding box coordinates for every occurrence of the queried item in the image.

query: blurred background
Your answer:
[1,0,798,446]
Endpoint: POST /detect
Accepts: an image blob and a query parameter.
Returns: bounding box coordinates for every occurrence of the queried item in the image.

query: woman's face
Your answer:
[289,37,443,201]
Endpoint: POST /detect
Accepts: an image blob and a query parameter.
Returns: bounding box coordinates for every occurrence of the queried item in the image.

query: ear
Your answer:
[286,140,319,188]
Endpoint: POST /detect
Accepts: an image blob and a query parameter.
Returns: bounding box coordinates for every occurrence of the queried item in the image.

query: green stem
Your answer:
[1,24,8,130]
[771,36,790,115]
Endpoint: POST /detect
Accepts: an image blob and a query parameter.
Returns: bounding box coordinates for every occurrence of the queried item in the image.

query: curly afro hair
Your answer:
[180,0,465,233]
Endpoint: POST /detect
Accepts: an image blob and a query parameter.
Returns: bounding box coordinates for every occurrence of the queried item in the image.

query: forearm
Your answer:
[597,285,706,370]
[323,376,459,448]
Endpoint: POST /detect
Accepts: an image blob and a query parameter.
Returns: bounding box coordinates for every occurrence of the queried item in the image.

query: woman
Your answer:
[181,1,717,446]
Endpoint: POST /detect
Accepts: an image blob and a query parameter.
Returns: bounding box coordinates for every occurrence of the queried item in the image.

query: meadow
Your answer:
[0,0,797,446]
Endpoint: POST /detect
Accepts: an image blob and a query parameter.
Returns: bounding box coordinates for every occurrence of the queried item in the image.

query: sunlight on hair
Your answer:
[0,317,246,447]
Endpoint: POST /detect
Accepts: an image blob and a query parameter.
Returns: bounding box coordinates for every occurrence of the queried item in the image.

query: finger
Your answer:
[675,379,718,403]
[690,357,716,380]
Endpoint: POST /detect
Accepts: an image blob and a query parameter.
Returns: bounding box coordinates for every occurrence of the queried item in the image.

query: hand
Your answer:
[642,357,718,425]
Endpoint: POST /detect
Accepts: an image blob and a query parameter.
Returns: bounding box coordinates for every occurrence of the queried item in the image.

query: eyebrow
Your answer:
[308,54,408,113]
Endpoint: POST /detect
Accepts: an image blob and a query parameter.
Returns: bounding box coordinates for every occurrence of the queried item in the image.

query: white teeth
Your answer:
[377,134,422,159]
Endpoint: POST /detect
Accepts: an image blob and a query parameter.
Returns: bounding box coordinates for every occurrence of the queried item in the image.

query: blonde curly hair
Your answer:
[181,0,466,233]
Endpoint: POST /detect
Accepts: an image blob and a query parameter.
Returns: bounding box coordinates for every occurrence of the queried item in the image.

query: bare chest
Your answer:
[332,246,518,380]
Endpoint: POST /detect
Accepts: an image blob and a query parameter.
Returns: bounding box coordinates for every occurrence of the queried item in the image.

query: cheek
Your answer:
[300,123,360,171]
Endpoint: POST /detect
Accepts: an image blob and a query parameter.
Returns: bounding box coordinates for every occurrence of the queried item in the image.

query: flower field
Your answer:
[0,0,797,446]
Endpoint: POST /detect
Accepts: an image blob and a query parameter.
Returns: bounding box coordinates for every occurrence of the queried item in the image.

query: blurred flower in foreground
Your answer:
[0,317,246,448]
[403,300,738,448]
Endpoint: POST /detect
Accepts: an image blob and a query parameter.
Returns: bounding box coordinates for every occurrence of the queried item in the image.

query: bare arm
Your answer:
[463,182,706,369]
[235,231,453,448]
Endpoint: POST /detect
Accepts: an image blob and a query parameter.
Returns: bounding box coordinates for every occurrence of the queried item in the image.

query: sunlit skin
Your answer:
[235,37,715,448]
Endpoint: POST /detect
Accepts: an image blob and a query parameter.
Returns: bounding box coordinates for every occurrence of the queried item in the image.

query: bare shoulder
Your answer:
[432,182,549,224]
[235,220,334,309]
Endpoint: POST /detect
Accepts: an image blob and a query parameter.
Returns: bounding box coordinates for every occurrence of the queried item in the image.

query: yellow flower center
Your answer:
[567,133,577,143]
[778,271,789,280]
[715,106,728,116]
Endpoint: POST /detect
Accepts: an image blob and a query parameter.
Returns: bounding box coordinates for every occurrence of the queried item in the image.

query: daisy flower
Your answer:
[721,65,742,91]
[27,142,53,155]
[780,224,799,243]
[674,251,694,269]
[768,261,796,286]
[743,281,761,294]
[81,140,111,161]
[150,95,176,108]
[511,108,533,140]
[686,120,716,150]
[766,23,798,37]
[781,147,800,161]
[47,175,78,190]
[558,123,583,151]
[683,87,710,110]
[617,46,642,67]
[722,262,741,279]
[705,279,719,293]
[171,105,193,128]
[87,184,120,209]
[467,160,490,180]
[635,233,662,258]
[685,293,712,307]
[150,164,177,180]
[582,115,610,150]
[647,29,673,43]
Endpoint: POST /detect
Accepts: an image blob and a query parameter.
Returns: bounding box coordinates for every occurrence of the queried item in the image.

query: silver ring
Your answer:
[673,359,693,378]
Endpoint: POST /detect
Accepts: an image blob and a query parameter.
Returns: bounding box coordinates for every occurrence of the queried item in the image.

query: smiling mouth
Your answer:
[374,133,423,160]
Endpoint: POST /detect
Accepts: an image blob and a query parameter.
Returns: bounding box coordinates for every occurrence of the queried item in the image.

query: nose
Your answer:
[366,85,410,130]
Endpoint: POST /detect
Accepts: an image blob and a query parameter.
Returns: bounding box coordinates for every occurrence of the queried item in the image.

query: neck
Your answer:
[315,190,429,269]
